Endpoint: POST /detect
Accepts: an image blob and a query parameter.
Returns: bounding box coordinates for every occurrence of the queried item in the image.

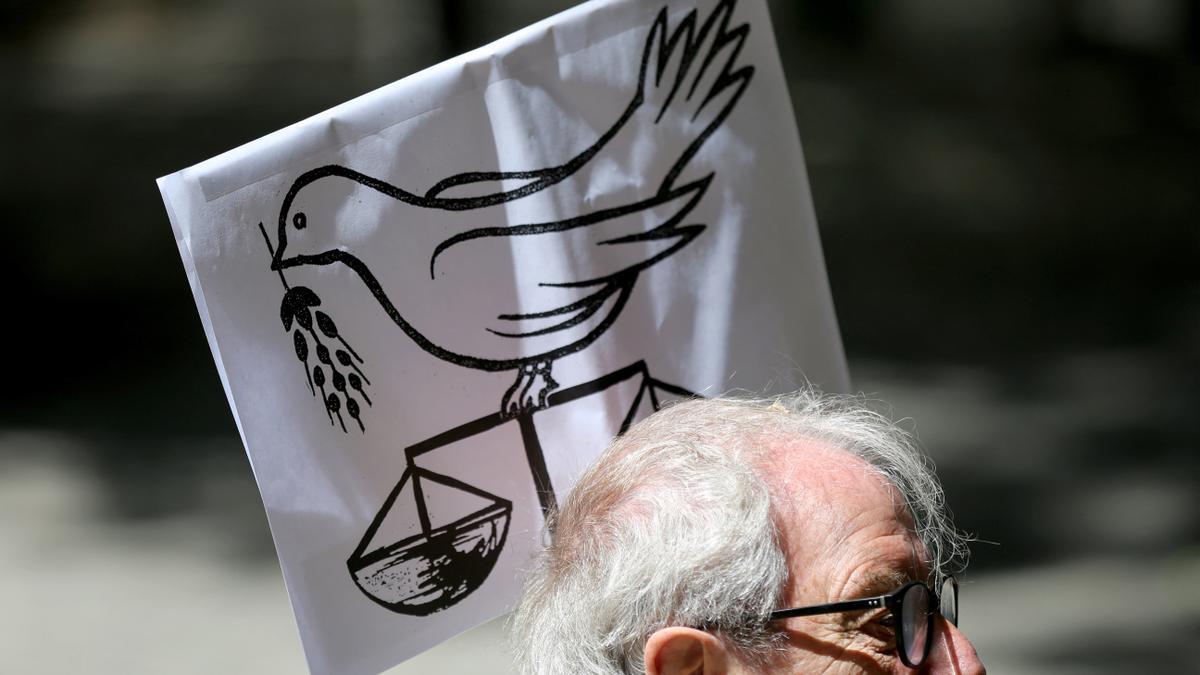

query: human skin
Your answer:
[643,438,987,675]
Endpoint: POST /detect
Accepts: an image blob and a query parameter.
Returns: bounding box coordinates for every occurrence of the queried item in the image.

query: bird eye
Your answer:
[293,212,307,230]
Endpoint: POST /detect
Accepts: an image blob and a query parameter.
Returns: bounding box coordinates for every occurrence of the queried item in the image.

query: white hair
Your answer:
[511,390,968,675]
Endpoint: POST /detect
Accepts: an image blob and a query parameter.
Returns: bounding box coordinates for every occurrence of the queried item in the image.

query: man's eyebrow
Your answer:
[849,568,914,598]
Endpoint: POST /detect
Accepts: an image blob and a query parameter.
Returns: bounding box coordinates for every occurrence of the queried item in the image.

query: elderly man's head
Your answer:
[512,392,985,674]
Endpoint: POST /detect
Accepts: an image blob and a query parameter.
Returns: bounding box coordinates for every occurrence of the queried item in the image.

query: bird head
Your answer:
[270,167,351,272]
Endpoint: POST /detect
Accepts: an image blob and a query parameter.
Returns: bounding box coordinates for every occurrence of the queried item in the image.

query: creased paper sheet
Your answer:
[157,0,847,672]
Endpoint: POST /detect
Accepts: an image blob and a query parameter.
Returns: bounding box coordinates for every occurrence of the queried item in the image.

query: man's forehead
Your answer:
[758,436,895,504]
[756,436,922,599]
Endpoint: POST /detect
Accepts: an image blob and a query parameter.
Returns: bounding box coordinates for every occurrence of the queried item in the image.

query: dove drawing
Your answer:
[266,0,754,417]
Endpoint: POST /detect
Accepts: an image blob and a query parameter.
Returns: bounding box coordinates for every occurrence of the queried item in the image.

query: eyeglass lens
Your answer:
[901,583,931,666]
[940,577,959,626]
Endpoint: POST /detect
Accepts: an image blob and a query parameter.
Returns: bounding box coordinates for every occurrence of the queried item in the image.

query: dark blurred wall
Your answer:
[2,0,1197,578]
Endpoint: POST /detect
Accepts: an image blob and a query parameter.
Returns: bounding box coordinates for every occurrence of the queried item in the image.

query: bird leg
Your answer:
[501,360,559,417]
[531,360,559,408]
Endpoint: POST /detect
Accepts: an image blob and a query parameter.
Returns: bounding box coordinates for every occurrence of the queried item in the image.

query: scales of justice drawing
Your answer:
[255,0,755,616]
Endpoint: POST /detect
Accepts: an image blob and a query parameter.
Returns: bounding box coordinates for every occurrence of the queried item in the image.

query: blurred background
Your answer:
[2,0,1197,672]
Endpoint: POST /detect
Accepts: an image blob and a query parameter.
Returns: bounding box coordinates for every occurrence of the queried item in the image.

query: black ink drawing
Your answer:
[266,260,374,433]
[259,0,753,615]
[348,361,691,615]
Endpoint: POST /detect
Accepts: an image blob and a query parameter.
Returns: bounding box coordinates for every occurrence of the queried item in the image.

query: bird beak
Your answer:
[270,217,290,271]
[257,220,289,271]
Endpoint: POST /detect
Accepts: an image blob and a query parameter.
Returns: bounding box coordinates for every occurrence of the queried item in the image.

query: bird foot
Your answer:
[501,361,559,417]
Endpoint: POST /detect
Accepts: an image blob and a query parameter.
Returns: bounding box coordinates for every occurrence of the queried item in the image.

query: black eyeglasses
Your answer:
[768,576,959,667]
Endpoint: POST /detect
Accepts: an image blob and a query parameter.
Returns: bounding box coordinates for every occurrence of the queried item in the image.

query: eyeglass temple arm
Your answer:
[768,595,887,621]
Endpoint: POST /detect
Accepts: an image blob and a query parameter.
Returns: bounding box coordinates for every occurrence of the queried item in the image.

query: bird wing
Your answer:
[416,0,753,212]
[427,175,711,340]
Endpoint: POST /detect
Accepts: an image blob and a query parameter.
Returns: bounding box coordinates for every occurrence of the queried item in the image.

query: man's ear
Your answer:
[644,627,734,675]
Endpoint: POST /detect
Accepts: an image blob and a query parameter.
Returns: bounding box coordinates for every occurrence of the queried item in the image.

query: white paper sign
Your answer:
[158,0,847,672]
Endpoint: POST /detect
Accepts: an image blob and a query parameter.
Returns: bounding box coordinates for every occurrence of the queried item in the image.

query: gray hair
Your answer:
[511,390,968,675]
